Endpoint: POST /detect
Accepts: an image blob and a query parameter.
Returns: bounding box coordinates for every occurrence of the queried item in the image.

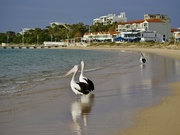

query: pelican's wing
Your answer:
[84,78,95,91]
[76,82,91,95]
[142,58,146,63]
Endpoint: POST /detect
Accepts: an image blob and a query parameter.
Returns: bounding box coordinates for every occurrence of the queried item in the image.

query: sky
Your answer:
[0,0,179,33]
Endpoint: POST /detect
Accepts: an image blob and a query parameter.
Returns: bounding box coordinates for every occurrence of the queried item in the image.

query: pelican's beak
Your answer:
[64,65,78,77]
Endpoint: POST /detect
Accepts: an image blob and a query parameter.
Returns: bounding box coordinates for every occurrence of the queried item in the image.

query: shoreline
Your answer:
[87,46,180,60]
[90,46,180,135]
[1,45,180,134]
[85,46,180,135]
[67,45,180,134]
[117,82,180,135]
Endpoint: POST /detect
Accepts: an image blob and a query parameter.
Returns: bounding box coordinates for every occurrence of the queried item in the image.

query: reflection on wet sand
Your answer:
[70,94,95,135]
[140,63,146,70]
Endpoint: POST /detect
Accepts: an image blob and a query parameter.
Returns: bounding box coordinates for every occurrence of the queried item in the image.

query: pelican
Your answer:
[140,52,146,64]
[79,61,95,91]
[65,65,91,95]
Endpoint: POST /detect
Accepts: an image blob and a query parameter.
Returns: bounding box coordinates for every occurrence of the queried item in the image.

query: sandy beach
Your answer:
[117,82,180,135]
[67,46,180,135]
[116,48,180,135]
[0,46,180,135]
[87,46,180,135]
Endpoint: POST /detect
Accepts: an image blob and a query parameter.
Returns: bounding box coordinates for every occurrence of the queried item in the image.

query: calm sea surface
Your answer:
[0,48,136,95]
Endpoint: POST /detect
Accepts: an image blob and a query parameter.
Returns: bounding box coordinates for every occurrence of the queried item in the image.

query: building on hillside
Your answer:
[144,14,171,22]
[81,31,120,43]
[116,18,171,41]
[19,28,34,34]
[93,12,127,25]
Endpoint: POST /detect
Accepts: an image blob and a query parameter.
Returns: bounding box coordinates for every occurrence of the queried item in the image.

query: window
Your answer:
[163,35,166,41]
[137,33,141,37]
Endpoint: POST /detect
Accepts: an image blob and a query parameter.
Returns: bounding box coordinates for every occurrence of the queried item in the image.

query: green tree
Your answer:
[13,33,22,44]
[90,22,112,32]
[0,33,7,43]
[6,31,16,43]
[0,22,116,45]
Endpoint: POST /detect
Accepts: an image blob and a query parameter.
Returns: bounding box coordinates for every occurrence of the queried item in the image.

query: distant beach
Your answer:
[0,46,180,135]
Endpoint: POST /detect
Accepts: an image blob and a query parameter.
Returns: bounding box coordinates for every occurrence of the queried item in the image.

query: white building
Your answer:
[173,28,180,42]
[81,31,120,43]
[140,31,162,42]
[114,30,162,42]
[116,18,171,41]
[19,28,34,34]
[93,12,127,25]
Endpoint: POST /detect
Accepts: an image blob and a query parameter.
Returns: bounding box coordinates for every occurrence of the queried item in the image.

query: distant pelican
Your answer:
[140,52,146,64]
[65,65,91,95]
[79,61,95,91]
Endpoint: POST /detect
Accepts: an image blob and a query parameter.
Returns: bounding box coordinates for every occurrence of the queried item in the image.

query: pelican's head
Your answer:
[64,65,78,77]
[81,61,84,67]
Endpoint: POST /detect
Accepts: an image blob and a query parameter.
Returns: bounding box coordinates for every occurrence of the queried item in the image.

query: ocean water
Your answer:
[0,48,137,95]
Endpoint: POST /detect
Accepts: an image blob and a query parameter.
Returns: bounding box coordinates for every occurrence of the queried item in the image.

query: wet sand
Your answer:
[88,46,180,135]
[87,46,180,135]
[115,48,180,135]
[117,82,180,135]
[0,47,180,135]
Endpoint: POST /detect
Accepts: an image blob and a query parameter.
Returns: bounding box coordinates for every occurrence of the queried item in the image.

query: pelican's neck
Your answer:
[71,70,77,84]
[80,62,84,78]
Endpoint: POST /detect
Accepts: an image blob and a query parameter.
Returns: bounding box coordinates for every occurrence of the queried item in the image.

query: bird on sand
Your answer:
[140,52,146,64]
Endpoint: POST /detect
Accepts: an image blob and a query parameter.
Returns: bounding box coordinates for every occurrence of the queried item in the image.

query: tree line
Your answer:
[0,22,116,45]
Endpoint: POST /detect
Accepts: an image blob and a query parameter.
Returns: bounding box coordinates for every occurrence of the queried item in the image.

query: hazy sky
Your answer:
[0,0,179,33]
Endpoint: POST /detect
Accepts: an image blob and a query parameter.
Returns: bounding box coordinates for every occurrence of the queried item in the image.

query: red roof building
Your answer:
[116,18,171,41]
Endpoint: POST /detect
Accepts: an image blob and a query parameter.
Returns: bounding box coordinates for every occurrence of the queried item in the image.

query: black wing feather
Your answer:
[76,82,91,95]
[142,58,146,63]
[84,78,95,91]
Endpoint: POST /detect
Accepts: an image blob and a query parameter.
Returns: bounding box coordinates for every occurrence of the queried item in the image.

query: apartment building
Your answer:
[116,18,171,41]
[93,12,127,25]
[173,28,180,42]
